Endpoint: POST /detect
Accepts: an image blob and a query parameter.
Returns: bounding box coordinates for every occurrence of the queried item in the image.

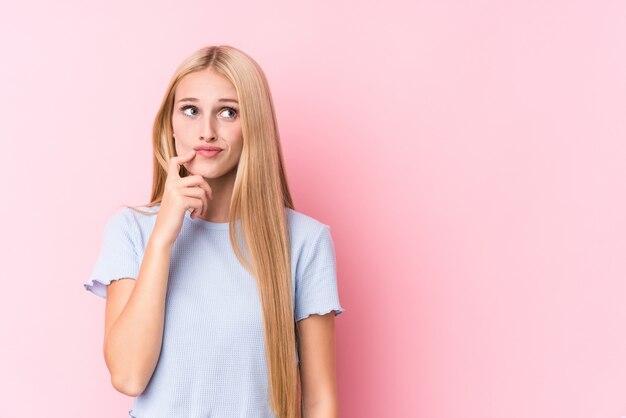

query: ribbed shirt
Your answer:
[83,204,345,418]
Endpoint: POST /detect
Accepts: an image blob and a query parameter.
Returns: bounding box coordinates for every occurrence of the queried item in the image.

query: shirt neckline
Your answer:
[184,209,232,230]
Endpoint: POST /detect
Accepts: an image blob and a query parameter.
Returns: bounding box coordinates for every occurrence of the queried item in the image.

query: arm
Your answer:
[297,312,340,418]
[103,235,173,396]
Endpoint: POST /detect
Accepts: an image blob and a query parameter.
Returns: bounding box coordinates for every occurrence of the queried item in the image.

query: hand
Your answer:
[152,150,213,246]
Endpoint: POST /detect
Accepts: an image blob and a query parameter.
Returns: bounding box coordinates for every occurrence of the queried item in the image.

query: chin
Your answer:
[194,171,217,178]
[187,162,218,175]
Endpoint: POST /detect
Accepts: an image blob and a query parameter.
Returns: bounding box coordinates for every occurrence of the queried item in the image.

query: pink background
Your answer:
[1,0,625,417]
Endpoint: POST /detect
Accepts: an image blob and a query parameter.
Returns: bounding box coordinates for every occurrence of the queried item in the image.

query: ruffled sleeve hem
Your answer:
[84,276,137,299]
[295,306,344,322]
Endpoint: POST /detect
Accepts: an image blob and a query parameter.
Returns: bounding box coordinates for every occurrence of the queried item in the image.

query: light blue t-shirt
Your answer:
[83,204,345,418]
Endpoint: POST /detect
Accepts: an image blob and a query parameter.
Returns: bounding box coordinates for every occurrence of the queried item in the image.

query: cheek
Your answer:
[232,128,244,148]
[223,127,243,151]
[171,122,178,136]
[232,138,244,156]
[171,113,189,132]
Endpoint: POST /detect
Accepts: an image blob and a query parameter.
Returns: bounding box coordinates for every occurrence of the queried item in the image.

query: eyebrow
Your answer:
[176,97,239,104]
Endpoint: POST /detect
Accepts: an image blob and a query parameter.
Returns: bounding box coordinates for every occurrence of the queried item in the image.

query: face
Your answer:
[172,68,243,182]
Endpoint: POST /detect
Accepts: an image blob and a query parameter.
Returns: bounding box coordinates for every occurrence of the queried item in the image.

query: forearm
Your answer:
[104,235,173,396]
[302,399,339,418]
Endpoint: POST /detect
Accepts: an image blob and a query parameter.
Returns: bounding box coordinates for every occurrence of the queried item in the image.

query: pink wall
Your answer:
[1,0,625,417]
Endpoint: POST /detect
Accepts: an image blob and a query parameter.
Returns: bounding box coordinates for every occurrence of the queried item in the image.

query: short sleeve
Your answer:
[83,209,142,299]
[295,224,345,322]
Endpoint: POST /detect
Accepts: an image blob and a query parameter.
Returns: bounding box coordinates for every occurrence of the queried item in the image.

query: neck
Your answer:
[199,170,236,223]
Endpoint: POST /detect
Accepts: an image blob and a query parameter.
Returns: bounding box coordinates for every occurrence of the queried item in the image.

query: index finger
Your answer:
[168,150,196,179]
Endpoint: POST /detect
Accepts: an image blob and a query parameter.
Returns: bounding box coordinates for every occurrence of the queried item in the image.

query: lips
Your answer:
[194,146,223,151]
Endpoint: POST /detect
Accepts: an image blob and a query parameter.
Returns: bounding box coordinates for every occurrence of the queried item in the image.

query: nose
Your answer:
[199,116,217,142]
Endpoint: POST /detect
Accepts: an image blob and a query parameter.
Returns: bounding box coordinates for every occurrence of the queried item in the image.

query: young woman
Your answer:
[83,45,345,418]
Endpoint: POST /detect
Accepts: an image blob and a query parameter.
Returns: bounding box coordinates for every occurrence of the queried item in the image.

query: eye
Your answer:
[220,107,238,119]
[180,105,198,118]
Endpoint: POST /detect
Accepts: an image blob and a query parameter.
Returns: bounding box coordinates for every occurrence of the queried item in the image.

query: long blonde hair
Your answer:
[127,45,299,418]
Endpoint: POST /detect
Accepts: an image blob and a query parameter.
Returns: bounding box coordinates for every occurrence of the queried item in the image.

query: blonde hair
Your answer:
[126,45,299,418]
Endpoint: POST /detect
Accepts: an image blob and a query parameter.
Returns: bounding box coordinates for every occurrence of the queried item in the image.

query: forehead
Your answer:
[174,69,237,101]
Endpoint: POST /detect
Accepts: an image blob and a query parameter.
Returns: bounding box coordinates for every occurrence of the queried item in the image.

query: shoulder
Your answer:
[120,204,160,222]
[106,203,155,218]
[286,207,330,238]
[285,208,334,258]
[104,204,159,245]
